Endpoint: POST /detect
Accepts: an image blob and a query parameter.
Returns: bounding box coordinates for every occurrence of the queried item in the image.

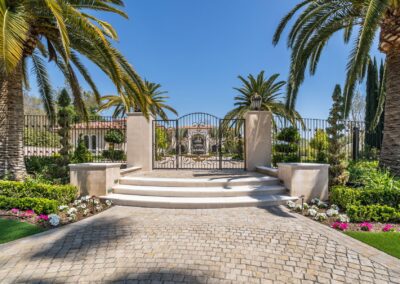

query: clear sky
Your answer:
[30,0,384,119]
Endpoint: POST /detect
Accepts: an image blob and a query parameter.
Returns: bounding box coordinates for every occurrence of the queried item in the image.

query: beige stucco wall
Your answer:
[245,111,272,171]
[69,163,121,196]
[278,163,329,202]
[126,113,154,171]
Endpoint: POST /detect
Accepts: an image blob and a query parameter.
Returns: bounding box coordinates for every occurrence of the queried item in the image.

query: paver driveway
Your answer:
[1,206,400,283]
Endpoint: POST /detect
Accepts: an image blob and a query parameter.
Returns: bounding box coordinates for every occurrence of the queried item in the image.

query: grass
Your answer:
[0,218,45,244]
[345,231,400,259]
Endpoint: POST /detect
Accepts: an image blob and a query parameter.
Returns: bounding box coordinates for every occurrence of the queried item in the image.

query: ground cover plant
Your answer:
[0,219,45,244]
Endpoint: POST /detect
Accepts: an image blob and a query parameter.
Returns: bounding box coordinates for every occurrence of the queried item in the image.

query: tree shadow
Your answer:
[31,215,134,260]
[258,205,296,218]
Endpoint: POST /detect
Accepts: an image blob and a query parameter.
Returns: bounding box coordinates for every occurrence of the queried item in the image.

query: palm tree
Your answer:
[0,0,145,180]
[224,71,302,127]
[273,0,400,175]
[99,80,178,120]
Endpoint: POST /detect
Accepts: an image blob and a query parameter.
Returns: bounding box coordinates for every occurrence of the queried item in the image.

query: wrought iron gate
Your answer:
[153,113,245,170]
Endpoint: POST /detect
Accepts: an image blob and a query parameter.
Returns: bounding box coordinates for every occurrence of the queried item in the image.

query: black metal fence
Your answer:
[272,117,383,166]
[24,115,127,163]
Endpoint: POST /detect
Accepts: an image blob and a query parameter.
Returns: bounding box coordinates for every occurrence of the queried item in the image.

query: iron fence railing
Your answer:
[272,116,383,166]
[24,115,127,163]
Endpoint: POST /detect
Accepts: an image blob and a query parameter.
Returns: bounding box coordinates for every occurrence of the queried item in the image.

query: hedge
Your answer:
[347,205,400,223]
[330,186,400,209]
[0,196,58,214]
[0,181,78,204]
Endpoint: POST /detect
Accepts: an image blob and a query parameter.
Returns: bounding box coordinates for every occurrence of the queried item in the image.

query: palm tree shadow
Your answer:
[31,215,134,260]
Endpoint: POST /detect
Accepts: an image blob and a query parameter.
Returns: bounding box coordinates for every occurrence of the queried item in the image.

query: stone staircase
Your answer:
[101,173,297,209]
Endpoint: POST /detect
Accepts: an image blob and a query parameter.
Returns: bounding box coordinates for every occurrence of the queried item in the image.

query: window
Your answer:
[84,135,90,149]
[91,135,97,151]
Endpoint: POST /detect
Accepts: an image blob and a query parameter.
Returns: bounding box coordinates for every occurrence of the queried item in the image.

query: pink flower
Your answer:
[37,214,49,221]
[360,222,373,231]
[332,222,348,231]
[10,208,19,214]
[382,224,395,232]
[22,209,35,217]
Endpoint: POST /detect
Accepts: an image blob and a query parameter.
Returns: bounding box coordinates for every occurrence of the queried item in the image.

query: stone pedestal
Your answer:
[126,112,154,171]
[245,111,272,171]
[69,163,122,196]
[278,163,329,202]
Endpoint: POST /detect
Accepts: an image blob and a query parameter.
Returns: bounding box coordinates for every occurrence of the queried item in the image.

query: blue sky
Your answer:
[30,0,384,119]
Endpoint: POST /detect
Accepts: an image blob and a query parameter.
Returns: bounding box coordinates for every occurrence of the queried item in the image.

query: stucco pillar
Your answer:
[126,112,154,171]
[245,111,272,171]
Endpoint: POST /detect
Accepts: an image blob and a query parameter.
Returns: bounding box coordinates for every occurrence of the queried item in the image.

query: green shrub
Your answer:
[25,156,70,184]
[347,205,400,223]
[273,127,300,165]
[0,196,58,214]
[276,127,300,143]
[104,129,125,144]
[102,150,126,161]
[274,143,299,153]
[330,186,362,209]
[72,137,93,163]
[348,160,380,184]
[0,180,78,204]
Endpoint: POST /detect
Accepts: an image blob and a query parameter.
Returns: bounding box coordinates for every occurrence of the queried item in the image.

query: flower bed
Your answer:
[0,196,112,229]
[286,199,400,233]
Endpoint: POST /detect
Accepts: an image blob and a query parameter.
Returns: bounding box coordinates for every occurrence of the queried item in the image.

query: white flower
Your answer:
[317,200,328,208]
[294,204,303,212]
[314,213,328,222]
[105,200,112,207]
[302,203,309,210]
[67,207,78,215]
[307,209,318,217]
[287,201,296,209]
[326,209,339,217]
[48,214,60,226]
[310,205,319,211]
[95,205,102,211]
[94,199,100,205]
[83,209,90,216]
[58,205,69,211]
[81,195,91,202]
[338,214,350,223]
[311,198,320,205]
[68,214,77,221]
[330,204,339,211]
[79,203,87,209]
[73,200,81,206]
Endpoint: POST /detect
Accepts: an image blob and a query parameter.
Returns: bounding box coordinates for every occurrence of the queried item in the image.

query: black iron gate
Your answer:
[153,113,245,170]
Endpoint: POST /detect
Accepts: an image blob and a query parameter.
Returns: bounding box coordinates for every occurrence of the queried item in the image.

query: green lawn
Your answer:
[345,231,400,259]
[0,219,45,244]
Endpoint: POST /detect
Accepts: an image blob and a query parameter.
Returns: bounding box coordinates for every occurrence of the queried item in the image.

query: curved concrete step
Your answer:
[256,166,278,177]
[112,184,287,197]
[101,194,298,209]
[119,176,280,187]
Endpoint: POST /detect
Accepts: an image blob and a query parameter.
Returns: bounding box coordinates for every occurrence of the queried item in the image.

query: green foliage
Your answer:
[273,126,300,165]
[330,186,362,210]
[104,129,125,145]
[0,219,45,244]
[309,129,329,163]
[0,180,78,204]
[348,160,379,184]
[57,89,74,159]
[24,128,61,148]
[25,156,70,184]
[347,205,400,223]
[102,150,126,161]
[327,85,348,185]
[72,137,93,163]
[0,196,58,214]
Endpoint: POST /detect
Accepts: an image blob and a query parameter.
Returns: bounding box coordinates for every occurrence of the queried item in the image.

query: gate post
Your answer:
[245,111,272,171]
[126,112,154,171]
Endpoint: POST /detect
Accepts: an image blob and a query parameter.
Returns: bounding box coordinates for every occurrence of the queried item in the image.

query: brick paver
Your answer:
[1,206,399,283]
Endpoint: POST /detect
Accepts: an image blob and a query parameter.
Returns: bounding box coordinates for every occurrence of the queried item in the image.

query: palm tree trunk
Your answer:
[0,63,26,180]
[379,50,400,175]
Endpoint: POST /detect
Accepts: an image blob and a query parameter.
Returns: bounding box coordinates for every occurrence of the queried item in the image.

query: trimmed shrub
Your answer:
[347,205,400,223]
[330,186,362,209]
[25,156,70,184]
[0,196,58,214]
[102,150,125,161]
[0,181,78,204]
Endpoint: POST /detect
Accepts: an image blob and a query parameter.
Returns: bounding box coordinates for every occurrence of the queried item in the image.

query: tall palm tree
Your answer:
[0,0,145,180]
[224,71,302,126]
[99,80,178,120]
[273,0,400,175]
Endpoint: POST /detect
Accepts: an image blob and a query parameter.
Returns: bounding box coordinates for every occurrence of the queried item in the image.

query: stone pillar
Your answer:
[245,111,272,171]
[126,112,154,171]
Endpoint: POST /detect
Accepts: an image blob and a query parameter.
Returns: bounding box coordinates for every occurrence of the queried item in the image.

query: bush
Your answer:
[276,127,300,143]
[348,160,380,184]
[104,129,125,144]
[72,138,93,163]
[273,127,300,165]
[347,205,400,223]
[330,186,362,209]
[0,180,78,204]
[0,196,58,214]
[102,150,126,161]
[25,156,70,184]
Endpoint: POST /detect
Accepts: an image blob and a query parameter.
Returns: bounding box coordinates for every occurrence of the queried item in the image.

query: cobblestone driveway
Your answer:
[1,206,400,283]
